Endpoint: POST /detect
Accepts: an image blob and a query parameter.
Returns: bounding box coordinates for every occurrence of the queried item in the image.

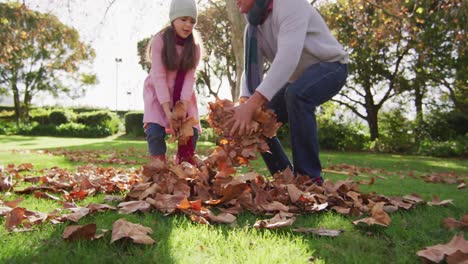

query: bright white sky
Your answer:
[6,0,228,113]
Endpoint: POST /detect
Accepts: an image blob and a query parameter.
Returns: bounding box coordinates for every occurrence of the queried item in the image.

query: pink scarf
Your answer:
[174,35,195,165]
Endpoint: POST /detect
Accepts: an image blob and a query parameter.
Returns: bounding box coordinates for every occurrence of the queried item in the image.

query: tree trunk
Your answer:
[367,107,379,141]
[414,83,424,144]
[23,89,32,122]
[225,1,246,102]
[12,84,21,125]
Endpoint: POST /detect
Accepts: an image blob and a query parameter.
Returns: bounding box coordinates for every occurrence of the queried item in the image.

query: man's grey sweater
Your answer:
[241,0,349,101]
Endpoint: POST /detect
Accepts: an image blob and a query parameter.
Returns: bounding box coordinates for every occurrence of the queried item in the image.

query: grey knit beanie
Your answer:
[169,0,198,22]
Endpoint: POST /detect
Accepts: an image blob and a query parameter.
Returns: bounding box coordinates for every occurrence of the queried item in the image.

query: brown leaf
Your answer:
[443,215,468,231]
[353,202,391,227]
[61,207,91,222]
[118,201,151,214]
[190,215,210,225]
[206,212,236,224]
[293,228,344,237]
[34,191,61,201]
[286,184,303,203]
[402,194,425,205]
[0,175,13,191]
[457,182,466,189]
[6,207,27,231]
[63,224,98,241]
[111,218,155,244]
[87,203,117,213]
[331,206,351,215]
[104,195,124,203]
[146,194,185,214]
[209,183,249,205]
[17,163,34,171]
[428,195,454,206]
[4,197,24,208]
[417,234,468,263]
[254,213,296,229]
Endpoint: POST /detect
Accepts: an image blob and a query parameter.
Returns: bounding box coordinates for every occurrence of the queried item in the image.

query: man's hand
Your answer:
[228,92,267,136]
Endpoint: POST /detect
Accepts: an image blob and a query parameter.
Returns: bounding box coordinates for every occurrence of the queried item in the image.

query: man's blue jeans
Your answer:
[261,62,348,179]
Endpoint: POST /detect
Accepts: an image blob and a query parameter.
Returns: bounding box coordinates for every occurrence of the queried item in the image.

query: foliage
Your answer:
[136,36,152,73]
[124,111,144,137]
[321,0,466,142]
[76,110,120,134]
[321,0,411,140]
[0,121,19,135]
[0,2,96,123]
[424,109,468,141]
[199,115,219,142]
[48,109,76,126]
[319,119,368,151]
[376,109,415,153]
[0,109,15,123]
[17,122,114,138]
[196,1,239,100]
[418,136,468,157]
[29,108,50,125]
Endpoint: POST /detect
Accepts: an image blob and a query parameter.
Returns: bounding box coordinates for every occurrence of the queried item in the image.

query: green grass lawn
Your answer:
[0,135,467,264]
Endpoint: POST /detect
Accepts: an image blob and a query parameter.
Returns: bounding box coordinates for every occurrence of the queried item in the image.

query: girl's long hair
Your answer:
[147,24,199,72]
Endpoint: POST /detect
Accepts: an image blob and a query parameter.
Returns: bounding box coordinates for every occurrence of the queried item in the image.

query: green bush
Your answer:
[48,109,75,125]
[124,112,145,137]
[0,122,19,135]
[376,109,415,153]
[77,110,120,134]
[318,120,367,151]
[418,136,468,157]
[17,122,113,138]
[77,111,112,126]
[17,123,56,136]
[0,110,15,123]
[56,123,113,138]
[424,110,467,141]
[30,108,51,125]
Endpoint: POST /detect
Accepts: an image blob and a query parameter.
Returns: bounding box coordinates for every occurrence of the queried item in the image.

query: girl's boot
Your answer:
[150,154,166,166]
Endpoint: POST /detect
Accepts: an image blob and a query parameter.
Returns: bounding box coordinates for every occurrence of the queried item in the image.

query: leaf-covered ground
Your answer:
[0,105,467,263]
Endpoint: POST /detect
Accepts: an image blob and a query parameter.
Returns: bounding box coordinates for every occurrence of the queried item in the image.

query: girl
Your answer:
[143,0,201,165]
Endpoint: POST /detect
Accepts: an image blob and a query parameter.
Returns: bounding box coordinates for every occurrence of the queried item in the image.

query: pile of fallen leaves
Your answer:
[1,98,466,250]
[122,99,438,228]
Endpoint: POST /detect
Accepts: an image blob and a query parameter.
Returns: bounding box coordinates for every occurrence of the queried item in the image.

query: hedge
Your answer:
[124,112,145,137]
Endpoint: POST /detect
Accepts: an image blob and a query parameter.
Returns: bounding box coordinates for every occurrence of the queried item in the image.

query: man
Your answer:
[229,0,349,184]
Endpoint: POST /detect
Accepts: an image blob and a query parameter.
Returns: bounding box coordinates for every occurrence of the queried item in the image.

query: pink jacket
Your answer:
[143,33,201,132]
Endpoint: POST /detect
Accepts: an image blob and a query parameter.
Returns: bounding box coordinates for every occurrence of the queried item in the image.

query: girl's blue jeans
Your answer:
[261,62,348,179]
[145,123,198,156]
